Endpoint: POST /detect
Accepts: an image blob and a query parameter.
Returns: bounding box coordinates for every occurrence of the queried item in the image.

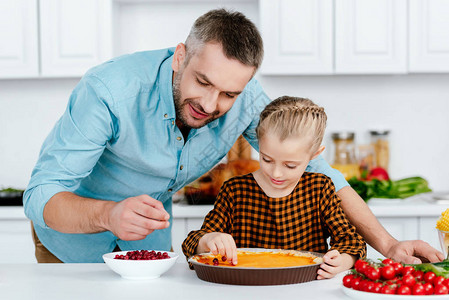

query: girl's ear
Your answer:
[172,43,186,72]
[311,145,325,160]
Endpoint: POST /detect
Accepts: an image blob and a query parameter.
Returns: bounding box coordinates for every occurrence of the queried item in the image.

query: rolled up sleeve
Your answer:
[23,75,118,228]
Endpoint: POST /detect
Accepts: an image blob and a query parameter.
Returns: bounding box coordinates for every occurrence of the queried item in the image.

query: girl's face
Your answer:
[258,131,321,195]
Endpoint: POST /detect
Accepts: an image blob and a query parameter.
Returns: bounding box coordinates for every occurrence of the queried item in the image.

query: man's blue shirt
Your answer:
[23,47,348,262]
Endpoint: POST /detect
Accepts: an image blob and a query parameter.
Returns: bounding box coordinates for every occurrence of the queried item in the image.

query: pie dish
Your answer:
[188,248,323,285]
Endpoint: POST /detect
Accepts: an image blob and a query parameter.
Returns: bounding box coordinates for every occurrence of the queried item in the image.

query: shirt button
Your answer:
[172,121,175,125]
[176,136,182,141]
[164,114,168,118]
[180,165,184,170]
[168,189,172,192]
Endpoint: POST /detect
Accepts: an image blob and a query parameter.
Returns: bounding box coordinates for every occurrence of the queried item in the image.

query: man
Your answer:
[24,9,443,264]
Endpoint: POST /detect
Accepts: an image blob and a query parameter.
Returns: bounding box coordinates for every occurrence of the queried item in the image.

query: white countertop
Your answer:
[1,193,446,220]
[0,261,351,300]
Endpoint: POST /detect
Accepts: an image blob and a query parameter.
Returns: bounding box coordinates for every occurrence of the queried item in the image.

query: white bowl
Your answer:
[102,250,178,280]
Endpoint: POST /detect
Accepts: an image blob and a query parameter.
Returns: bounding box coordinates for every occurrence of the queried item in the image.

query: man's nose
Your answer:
[202,89,220,114]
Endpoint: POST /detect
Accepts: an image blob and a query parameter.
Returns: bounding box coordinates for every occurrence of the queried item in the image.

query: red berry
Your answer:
[397,285,412,295]
[212,258,219,266]
[222,256,227,262]
[434,284,449,295]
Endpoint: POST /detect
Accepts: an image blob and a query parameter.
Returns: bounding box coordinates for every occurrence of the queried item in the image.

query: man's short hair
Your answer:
[185,8,264,70]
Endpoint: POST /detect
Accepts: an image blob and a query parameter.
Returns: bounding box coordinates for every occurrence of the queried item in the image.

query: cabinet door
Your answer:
[419,217,443,253]
[409,0,449,72]
[366,217,418,259]
[0,220,36,263]
[259,0,333,75]
[39,0,113,77]
[0,0,39,78]
[335,0,407,74]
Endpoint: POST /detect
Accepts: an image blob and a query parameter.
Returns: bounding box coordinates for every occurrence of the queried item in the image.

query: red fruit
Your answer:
[212,258,219,266]
[423,282,434,295]
[391,262,403,275]
[382,258,394,265]
[355,260,368,275]
[397,285,412,295]
[373,282,383,293]
[402,266,414,276]
[380,265,396,280]
[434,284,449,295]
[221,255,227,262]
[368,167,390,181]
[366,267,380,281]
[381,285,396,294]
[342,274,354,288]
[413,270,424,281]
[434,276,446,286]
[424,271,436,284]
[402,274,416,287]
[412,283,426,295]
[443,278,449,288]
[351,277,362,290]
[365,281,376,293]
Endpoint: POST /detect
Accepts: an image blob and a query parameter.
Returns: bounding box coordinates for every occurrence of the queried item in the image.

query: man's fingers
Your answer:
[135,195,170,220]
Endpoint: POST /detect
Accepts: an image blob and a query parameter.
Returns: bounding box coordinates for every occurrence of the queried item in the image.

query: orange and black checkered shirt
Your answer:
[182,172,366,260]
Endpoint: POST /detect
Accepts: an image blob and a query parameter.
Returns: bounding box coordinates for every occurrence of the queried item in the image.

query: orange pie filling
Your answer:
[191,250,323,268]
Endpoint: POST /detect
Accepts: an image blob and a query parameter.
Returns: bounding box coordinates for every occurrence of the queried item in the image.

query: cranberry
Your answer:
[113,250,171,260]
[212,258,219,266]
[221,256,227,262]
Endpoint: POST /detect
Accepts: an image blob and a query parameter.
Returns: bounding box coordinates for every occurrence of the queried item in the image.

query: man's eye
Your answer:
[286,165,297,169]
[197,79,209,86]
[225,93,235,98]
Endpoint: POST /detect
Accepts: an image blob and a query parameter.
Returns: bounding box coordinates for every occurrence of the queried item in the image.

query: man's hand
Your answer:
[105,195,170,241]
[197,232,238,265]
[385,240,444,264]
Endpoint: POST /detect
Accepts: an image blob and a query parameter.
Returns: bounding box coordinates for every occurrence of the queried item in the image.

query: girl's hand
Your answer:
[197,232,238,265]
[317,250,356,279]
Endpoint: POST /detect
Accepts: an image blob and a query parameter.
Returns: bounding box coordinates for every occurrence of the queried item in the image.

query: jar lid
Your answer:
[370,130,390,136]
[331,132,355,140]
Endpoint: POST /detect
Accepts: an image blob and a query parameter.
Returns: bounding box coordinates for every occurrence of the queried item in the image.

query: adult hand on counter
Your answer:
[385,240,444,264]
[106,195,170,241]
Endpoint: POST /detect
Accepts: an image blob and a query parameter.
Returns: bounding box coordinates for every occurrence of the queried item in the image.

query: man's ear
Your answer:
[311,145,325,160]
[172,43,186,72]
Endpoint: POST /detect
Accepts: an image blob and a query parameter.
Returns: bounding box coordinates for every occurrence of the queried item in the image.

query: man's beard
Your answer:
[172,70,219,129]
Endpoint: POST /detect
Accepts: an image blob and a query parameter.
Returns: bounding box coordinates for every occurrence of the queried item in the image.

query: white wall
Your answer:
[1,1,448,192]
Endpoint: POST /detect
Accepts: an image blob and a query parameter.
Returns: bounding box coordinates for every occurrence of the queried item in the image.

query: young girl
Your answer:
[182,96,366,279]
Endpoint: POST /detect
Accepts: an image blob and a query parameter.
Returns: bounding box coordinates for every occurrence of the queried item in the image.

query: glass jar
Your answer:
[370,130,390,171]
[331,132,360,180]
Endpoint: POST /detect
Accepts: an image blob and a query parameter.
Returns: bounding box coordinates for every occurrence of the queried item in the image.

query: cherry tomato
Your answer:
[443,278,449,288]
[382,258,394,265]
[365,281,376,293]
[412,283,426,295]
[391,262,403,275]
[373,282,383,293]
[424,271,436,284]
[360,279,369,292]
[397,285,412,295]
[342,274,354,288]
[434,276,446,286]
[351,276,362,290]
[366,267,380,281]
[423,282,434,295]
[413,270,424,281]
[380,265,396,280]
[402,274,416,287]
[402,266,415,276]
[381,285,396,294]
[355,260,368,275]
[434,284,449,295]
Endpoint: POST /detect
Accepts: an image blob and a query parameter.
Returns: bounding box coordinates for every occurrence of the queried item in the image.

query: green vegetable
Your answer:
[348,176,431,202]
[0,188,24,193]
[412,260,449,278]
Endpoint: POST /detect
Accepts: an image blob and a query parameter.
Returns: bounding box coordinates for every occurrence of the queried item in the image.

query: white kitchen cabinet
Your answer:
[0,0,39,78]
[366,217,418,259]
[409,0,449,72]
[335,0,407,74]
[0,219,36,263]
[419,216,442,252]
[39,0,113,77]
[259,0,333,75]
